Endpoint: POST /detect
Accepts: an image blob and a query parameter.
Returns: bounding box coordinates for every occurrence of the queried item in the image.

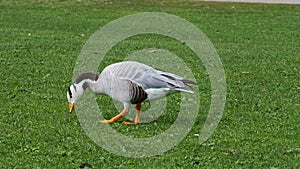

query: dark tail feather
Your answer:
[182,79,196,85]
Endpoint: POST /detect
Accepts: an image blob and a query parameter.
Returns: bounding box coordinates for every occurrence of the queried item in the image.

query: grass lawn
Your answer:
[0,0,299,168]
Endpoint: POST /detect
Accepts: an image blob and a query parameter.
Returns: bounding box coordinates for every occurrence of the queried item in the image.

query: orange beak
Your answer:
[69,103,74,113]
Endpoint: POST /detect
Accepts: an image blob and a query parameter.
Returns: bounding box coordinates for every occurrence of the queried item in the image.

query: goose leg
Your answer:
[123,104,141,125]
[99,108,129,124]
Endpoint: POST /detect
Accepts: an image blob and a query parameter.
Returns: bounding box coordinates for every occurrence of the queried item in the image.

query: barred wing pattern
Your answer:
[97,61,195,104]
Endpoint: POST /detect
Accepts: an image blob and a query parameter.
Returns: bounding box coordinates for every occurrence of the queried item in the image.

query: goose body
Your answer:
[67,61,195,124]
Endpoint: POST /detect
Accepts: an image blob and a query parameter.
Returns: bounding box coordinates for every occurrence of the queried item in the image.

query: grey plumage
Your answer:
[67,61,196,124]
[98,61,194,91]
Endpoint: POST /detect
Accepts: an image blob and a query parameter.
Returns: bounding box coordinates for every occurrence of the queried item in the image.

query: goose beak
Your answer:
[69,103,74,113]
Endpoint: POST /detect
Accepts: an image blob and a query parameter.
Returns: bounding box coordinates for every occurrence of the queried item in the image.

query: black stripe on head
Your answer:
[68,87,72,98]
[75,72,99,84]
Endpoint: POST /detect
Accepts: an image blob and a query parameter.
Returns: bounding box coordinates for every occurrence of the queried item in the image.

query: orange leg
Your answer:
[99,108,129,124]
[123,104,141,125]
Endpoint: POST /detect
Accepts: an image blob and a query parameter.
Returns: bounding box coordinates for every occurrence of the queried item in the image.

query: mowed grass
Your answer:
[0,0,299,168]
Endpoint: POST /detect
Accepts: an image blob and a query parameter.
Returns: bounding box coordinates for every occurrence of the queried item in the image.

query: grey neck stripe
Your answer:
[72,84,77,91]
[75,72,99,84]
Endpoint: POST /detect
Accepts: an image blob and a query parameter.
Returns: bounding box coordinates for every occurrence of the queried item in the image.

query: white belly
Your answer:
[145,88,174,101]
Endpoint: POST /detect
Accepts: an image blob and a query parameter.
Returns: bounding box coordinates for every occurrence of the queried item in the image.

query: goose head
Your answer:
[67,72,99,113]
[67,83,85,113]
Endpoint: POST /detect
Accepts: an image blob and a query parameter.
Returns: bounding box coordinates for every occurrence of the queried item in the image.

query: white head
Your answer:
[67,72,99,113]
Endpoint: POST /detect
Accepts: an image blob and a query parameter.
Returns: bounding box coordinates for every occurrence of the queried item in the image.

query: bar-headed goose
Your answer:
[67,61,195,124]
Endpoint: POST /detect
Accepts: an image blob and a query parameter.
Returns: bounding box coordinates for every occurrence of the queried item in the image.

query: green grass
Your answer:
[0,0,299,168]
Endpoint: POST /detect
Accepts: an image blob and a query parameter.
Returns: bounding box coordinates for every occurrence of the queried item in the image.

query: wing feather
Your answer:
[101,61,195,93]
